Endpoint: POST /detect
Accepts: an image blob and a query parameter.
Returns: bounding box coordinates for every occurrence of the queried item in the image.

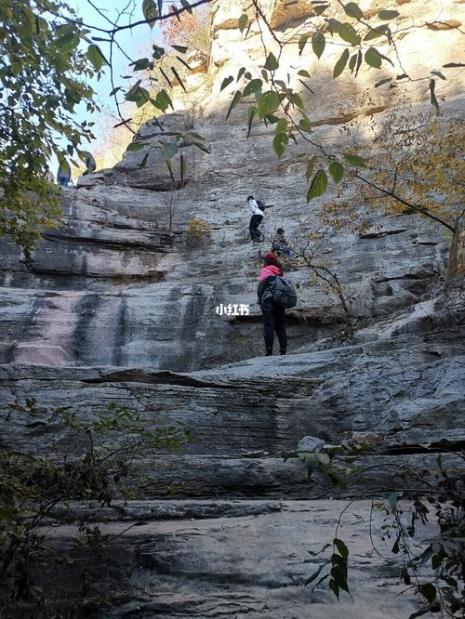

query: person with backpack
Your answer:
[247,195,266,242]
[257,253,297,356]
[271,227,294,257]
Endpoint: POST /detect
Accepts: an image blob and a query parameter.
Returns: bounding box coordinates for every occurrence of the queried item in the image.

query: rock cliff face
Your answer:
[1,0,465,616]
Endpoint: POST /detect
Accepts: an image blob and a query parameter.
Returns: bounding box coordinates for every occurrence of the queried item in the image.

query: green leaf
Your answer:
[152,89,172,112]
[408,610,432,619]
[238,13,248,33]
[237,67,246,81]
[329,161,344,183]
[152,44,166,59]
[159,66,172,87]
[291,92,305,110]
[138,153,149,169]
[344,2,363,19]
[180,0,192,13]
[127,141,148,151]
[243,78,262,97]
[338,22,361,45]
[247,106,256,137]
[378,9,399,20]
[331,565,350,593]
[110,86,121,96]
[305,155,317,181]
[171,66,186,92]
[327,18,342,34]
[312,32,325,59]
[344,153,366,167]
[191,140,210,154]
[127,79,142,96]
[299,115,311,132]
[265,114,280,124]
[307,169,328,201]
[313,2,329,15]
[364,25,388,41]
[172,44,188,53]
[131,57,152,71]
[161,142,179,160]
[86,44,106,70]
[275,118,288,133]
[299,34,309,55]
[226,90,242,120]
[375,77,392,87]
[429,78,440,114]
[365,47,382,68]
[55,25,80,52]
[264,52,279,71]
[333,538,349,559]
[329,577,340,599]
[257,90,280,118]
[349,53,357,72]
[142,0,158,27]
[298,69,311,78]
[126,81,150,107]
[419,583,436,605]
[333,48,349,78]
[355,49,363,76]
[273,132,289,158]
[220,76,234,91]
[431,70,446,80]
[443,62,465,68]
[176,55,193,71]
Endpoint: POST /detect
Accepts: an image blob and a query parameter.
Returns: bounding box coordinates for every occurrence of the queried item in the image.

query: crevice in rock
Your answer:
[82,369,232,389]
[42,231,174,253]
[381,439,465,455]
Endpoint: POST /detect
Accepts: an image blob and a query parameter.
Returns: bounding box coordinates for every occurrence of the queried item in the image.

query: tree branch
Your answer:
[355,172,456,233]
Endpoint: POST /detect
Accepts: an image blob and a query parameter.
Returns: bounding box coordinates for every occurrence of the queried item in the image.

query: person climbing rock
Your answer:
[257,252,288,356]
[56,163,71,187]
[271,228,293,257]
[247,195,265,242]
[82,152,96,175]
[44,166,54,184]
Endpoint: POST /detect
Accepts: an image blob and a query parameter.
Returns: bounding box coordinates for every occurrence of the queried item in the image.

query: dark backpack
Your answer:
[257,200,266,212]
[269,276,297,309]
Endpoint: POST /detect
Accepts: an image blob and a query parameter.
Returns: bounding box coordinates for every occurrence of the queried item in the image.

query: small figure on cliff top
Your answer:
[82,152,96,175]
[247,195,266,243]
[257,252,297,356]
[56,162,71,187]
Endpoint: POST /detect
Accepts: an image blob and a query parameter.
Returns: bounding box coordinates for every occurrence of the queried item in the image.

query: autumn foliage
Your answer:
[160,3,210,51]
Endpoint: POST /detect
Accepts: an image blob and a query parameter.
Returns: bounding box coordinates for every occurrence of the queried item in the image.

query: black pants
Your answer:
[249,214,263,241]
[261,297,287,353]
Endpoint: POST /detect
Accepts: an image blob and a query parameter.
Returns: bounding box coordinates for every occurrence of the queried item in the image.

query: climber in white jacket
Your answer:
[247,195,265,242]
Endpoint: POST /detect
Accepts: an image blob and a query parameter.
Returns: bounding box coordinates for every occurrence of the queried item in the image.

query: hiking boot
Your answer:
[280,350,286,355]
[266,349,273,356]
